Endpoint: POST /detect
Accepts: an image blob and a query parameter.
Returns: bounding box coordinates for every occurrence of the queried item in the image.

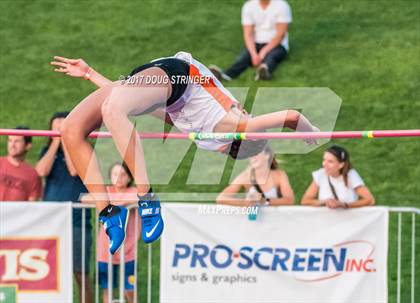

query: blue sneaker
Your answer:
[99,205,129,255]
[138,191,164,243]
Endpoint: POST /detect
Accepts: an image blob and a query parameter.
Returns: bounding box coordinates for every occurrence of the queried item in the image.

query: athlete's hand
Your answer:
[51,56,90,78]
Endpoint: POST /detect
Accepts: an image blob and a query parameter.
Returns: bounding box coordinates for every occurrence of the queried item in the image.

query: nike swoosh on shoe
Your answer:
[145,219,161,238]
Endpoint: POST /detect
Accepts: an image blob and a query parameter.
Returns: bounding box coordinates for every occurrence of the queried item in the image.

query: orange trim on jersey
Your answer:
[189,64,235,111]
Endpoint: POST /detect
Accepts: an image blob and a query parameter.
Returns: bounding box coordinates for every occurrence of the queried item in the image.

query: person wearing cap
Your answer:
[0,126,42,201]
[301,145,375,209]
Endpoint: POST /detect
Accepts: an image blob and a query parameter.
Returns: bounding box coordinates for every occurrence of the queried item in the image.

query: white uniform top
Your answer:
[242,0,292,50]
[312,168,365,204]
[166,52,240,151]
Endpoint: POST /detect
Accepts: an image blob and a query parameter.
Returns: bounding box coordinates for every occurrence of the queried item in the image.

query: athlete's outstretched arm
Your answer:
[51,56,113,88]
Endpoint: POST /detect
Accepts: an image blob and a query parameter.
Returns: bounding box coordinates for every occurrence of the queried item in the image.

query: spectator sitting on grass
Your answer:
[36,112,93,303]
[217,145,294,206]
[0,126,42,201]
[301,145,375,209]
[210,0,292,81]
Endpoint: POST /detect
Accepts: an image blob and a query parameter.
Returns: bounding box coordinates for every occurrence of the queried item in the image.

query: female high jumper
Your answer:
[51,51,318,254]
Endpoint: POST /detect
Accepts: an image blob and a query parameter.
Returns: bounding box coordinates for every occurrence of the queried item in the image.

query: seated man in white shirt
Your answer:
[210,0,292,81]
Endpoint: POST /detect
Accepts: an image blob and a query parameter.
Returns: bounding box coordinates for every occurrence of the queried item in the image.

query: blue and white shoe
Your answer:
[99,205,129,255]
[138,191,164,243]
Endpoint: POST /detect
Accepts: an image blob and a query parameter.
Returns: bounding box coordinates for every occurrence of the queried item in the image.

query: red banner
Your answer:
[0,239,58,292]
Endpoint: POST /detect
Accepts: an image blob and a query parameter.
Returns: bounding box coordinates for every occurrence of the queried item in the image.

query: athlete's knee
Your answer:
[60,118,85,143]
[285,110,301,129]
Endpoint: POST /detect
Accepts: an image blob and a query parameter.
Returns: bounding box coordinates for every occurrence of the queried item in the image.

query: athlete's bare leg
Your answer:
[61,67,171,210]
[101,67,171,196]
[214,108,314,133]
[61,84,117,211]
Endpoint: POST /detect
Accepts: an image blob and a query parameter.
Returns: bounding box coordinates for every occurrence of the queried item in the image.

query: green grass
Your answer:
[0,0,419,302]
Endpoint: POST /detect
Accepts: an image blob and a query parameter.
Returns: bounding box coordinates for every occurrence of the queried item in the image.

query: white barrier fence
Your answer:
[0,203,418,303]
[388,208,418,303]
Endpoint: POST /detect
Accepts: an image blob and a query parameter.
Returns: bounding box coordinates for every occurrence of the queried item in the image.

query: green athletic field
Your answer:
[0,1,418,302]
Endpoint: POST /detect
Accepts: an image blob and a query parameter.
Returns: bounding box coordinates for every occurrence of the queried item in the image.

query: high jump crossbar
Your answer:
[0,129,419,140]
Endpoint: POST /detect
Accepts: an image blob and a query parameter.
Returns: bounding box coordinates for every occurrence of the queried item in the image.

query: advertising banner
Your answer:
[0,202,72,303]
[160,204,388,303]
